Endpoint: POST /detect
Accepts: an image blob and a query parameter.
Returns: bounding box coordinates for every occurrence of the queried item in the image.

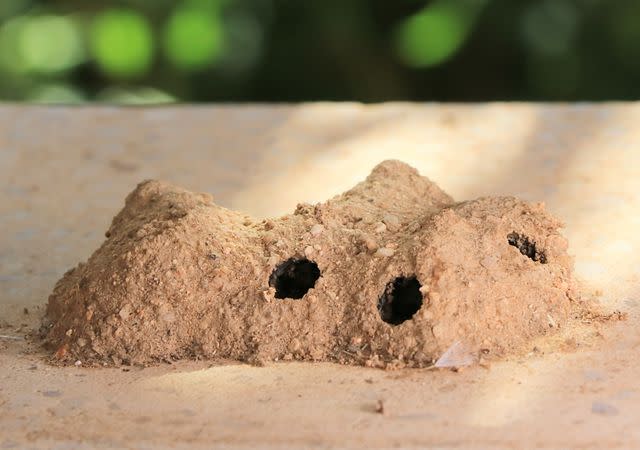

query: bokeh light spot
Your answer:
[28,83,85,104]
[97,86,175,104]
[395,0,485,68]
[163,5,224,71]
[90,9,154,79]
[19,15,84,74]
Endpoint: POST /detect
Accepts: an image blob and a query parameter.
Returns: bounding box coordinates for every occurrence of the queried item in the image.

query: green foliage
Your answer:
[0,0,638,103]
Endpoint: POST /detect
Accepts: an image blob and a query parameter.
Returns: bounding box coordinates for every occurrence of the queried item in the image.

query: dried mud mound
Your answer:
[43,160,584,368]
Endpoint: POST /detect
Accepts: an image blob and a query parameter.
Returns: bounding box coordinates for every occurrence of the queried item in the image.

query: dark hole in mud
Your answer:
[269,258,321,299]
[378,276,423,325]
[508,232,547,264]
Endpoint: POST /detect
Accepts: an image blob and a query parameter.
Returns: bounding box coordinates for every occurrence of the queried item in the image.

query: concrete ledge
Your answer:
[1,104,639,448]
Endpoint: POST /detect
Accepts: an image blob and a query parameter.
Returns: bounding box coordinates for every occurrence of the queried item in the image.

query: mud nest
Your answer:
[43,160,583,368]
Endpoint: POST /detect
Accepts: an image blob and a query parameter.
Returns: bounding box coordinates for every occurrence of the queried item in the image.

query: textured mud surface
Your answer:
[43,160,584,367]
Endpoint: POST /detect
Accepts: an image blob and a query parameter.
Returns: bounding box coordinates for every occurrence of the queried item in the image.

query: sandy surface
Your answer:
[1,103,640,449]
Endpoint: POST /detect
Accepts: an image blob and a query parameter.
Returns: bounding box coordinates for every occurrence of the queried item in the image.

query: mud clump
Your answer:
[43,160,585,368]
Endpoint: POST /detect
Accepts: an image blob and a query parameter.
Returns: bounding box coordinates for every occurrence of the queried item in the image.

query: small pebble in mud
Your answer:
[375,247,395,257]
[362,236,378,252]
[310,224,324,236]
[382,214,400,231]
[304,246,314,258]
[374,222,387,233]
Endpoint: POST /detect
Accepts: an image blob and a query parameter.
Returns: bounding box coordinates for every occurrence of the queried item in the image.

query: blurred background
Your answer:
[0,0,638,104]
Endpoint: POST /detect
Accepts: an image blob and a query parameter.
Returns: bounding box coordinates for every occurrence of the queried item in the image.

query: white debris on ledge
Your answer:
[434,341,476,368]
